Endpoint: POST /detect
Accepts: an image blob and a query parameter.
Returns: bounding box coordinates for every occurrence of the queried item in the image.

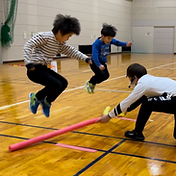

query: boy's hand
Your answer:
[88,59,92,65]
[126,41,133,47]
[99,65,105,70]
[96,114,111,123]
[85,58,92,65]
[29,67,35,71]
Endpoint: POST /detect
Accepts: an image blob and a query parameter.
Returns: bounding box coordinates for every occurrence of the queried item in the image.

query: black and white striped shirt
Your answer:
[24,31,88,66]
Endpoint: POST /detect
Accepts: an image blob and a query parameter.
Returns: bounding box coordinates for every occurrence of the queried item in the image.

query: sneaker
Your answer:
[28,93,40,114]
[40,98,51,117]
[91,84,95,93]
[125,130,145,141]
[86,80,95,93]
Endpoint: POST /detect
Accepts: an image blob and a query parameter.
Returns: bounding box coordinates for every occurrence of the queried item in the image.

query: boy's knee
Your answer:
[101,72,109,80]
[103,74,109,81]
[106,73,110,79]
[63,79,68,88]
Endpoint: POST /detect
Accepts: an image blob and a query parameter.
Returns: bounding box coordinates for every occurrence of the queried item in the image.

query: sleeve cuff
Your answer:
[26,63,35,70]
[108,110,116,118]
[85,58,91,63]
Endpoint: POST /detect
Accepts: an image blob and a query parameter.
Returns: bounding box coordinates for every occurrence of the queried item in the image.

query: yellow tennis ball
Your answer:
[103,106,111,115]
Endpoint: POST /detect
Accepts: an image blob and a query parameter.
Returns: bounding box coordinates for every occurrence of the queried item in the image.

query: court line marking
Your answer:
[73,138,176,176]
[2,60,176,174]
[0,61,176,111]
[0,100,29,110]
[1,132,176,172]
[78,87,131,93]
[73,139,126,176]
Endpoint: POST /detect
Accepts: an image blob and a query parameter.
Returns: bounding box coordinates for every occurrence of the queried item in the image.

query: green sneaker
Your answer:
[28,93,40,114]
[91,84,95,93]
[86,81,95,93]
[40,98,51,117]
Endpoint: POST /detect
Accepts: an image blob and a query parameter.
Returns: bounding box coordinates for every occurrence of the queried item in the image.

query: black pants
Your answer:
[89,61,109,85]
[129,94,176,138]
[27,65,68,103]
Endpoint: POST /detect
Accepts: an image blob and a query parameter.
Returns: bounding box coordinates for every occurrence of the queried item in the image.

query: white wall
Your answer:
[153,27,174,54]
[132,26,154,53]
[1,0,132,62]
[132,0,176,53]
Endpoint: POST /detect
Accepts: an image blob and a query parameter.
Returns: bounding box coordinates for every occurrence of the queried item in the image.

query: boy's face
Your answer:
[101,34,113,45]
[128,76,138,88]
[56,31,74,43]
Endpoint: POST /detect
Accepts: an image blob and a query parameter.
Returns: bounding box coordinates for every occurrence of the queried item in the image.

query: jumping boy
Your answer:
[98,63,176,141]
[86,23,132,93]
[24,14,92,117]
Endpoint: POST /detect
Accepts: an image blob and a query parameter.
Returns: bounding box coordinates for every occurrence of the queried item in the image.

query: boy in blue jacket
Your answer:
[86,23,132,93]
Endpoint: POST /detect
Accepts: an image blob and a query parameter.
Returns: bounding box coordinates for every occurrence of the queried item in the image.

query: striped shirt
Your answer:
[24,31,88,66]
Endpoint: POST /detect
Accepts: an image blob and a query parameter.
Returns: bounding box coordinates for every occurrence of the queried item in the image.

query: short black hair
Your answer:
[127,63,147,79]
[101,23,117,37]
[52,14,81,35]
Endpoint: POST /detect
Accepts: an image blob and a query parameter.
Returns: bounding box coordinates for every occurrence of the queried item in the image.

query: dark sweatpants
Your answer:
[128,94,176,138]
[27,64,68,103]
[89,61,109,85]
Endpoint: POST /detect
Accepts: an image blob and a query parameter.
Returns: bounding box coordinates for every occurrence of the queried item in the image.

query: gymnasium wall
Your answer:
[1,0,132,62]
[132,0,176,53]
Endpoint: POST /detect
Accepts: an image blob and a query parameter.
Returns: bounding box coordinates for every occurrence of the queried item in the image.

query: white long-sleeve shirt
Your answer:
[24,31,88,67]
[109,74,176,118]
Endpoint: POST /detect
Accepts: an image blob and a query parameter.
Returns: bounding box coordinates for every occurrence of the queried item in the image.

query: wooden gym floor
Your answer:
[1,53,176,176]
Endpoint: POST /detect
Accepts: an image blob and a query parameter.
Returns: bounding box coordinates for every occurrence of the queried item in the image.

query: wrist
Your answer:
[108,114,112,119]
[108,110,116,118]
[85,58,91,63]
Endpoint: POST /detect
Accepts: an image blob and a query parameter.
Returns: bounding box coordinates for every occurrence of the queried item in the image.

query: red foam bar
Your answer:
[9,117,100,152]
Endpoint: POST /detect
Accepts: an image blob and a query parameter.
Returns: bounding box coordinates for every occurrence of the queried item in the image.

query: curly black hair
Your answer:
[101,23,117,37]
[52,14,81,35]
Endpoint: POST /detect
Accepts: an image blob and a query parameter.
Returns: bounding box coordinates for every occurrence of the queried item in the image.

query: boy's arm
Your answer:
[111,38,129,47]
[24,33,47,69]
[108,85,146,118]
[98,88,145,123]
[127,95,147,112]
[60,44,91,63]
[91,43,102,67]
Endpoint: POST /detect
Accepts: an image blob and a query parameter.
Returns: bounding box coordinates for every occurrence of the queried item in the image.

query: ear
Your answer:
[58,30,63,36]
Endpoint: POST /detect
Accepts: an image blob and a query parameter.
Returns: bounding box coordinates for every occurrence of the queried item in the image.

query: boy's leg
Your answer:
[28,67,67,101]
[86,62,109,93]
[27,66,68,117]
[125,95,176,140]
[89,62,109,85]
[174,115,176,139]
[43,69,68,103]
[38,69,68,117]
[27,66,47,114]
